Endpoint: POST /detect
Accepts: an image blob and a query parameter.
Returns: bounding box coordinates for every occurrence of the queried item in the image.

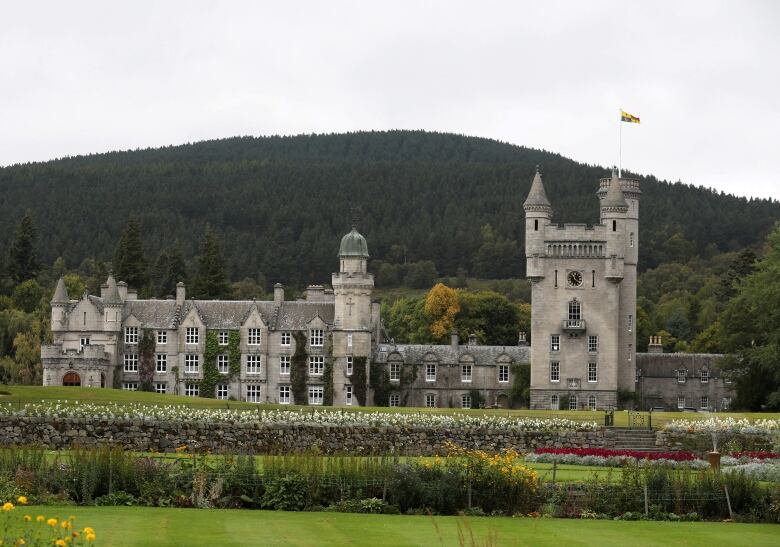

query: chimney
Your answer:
[274,283,284,305]
[176,282,186,305]
[323,288,335,302]
[468,333,478,346]
[450,330,459,348]
[126,288,138,301]
[518,331,528,346]
[117,281,128,301]
[648,335,663,354]
[304,284,325,301]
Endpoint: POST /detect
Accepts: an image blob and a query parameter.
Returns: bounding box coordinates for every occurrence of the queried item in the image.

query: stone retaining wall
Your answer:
[0,416,618,455]
[656,431,773,453]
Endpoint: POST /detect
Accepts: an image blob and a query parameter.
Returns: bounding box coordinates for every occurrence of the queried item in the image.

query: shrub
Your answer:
[260,473,309,511]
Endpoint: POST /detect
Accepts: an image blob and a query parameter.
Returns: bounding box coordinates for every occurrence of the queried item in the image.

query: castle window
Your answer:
[568,300,581,321]
[80,337,90,350]
[554,270,558,288]
[461,394,472,409]
[677,395,685,409]
[587,335,598,353]
[627,344,632,361]
[498,364,509,383]
[549,361,560,383]
[125,327,138,344]
[347,333,353,348]
[157,331,167,345]
[390,362,401,381]
[279,385,291,404]
[700,369,709,383]
[592,270,595,288]
[534,219,539,231]
[426,363,437,382]
[310,329,324,347]
[550,394,559,410]
[83,312,86,325]
[587,362,598,383]
[628,315,633,332]
[122,382,139,391]
[700,396,709,410]
[309,355,324,376]
[389,394,400,407]
[184,383,199,397]
[461,364,472,383]
[154,382,167,394]
[217,354,229,374]
[588,395,597,410]
[280,331,291,346]
[246,385,262,403]
[345,385,353,406]
[123,353,138,372]
[636,368,641,383]
[185,354,199,374]
[630,232,634,247]
[247,328,261,346]
[425,393,436,408]
[247,355,262,375]
[550,334,560,352]
[280,355,290,375]
[218,331,228,345]
[612,220,617,232]
[346,356,354,375]
[155,353,167,373]
[677,370,686,384]
[185,327,199,345]
[308,386,324,405]
[216,384,228,400]
[569,395,578,410]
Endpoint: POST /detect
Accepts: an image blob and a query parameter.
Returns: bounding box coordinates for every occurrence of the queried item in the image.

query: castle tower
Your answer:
[331,224,374,405]
[50,277,70,331]
[524,168,640,410]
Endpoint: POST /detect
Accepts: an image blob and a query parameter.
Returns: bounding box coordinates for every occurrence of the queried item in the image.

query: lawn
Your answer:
[13,506,780,546]
[2,386,778,429]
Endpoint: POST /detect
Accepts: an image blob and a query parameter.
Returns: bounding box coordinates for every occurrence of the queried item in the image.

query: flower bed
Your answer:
[730,451,780,460]
[535,447,696,461]
[0,401,599,432]
[662,417,780,435]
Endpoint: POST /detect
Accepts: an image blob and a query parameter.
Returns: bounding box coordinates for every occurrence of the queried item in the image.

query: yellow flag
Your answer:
[621,110,640,124]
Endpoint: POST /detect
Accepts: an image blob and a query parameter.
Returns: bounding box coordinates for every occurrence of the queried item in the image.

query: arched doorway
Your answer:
[496,394,509,408]
[62,371,81,387]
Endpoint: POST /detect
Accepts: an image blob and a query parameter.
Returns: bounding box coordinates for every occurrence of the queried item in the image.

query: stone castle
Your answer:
[42,170,734,411]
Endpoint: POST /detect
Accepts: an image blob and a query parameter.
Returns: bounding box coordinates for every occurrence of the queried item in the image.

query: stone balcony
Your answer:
[561,319,586,333]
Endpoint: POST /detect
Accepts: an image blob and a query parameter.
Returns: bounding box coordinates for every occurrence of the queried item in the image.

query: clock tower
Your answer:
[524,168,639,410]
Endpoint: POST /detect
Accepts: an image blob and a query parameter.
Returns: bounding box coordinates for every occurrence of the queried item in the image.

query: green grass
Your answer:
[1,386,778,429]
[13,506,780,546]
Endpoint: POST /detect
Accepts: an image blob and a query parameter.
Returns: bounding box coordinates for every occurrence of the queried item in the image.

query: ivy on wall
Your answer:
[138,329,156,392]
[227,330,241,379]
[368,359,390,407]
[352,356,368,406]
[508,363,530,408]
[291,331,308,404]
[323,333,334,406]
[200,331,221,398]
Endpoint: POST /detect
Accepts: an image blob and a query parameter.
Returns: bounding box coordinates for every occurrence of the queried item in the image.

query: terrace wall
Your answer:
[656,430,774,452]
[0,416,622,455]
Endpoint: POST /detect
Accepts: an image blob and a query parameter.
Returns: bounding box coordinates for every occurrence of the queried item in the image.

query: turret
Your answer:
[523,166,553,279]
[332,224,373,330]
[50,277,69,330]
[102,274,123,330]
[338,225,369,274]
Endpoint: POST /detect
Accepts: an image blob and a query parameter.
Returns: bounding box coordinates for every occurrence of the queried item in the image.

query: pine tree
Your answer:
[193,228,230,299]
[8,211,40,283]
[112,217,149,290]
[166,244,187,289]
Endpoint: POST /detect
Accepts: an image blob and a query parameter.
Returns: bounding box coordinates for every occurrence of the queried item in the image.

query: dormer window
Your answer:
[124,326,138,344]
[185,327,199,345]
[310,329,324,347]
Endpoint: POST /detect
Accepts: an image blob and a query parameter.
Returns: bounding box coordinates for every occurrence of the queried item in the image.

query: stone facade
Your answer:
[524,168,638,410]
[635,351,735,411]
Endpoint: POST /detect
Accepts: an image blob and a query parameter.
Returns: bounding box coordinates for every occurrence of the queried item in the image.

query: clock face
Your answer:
[567,270,583,287]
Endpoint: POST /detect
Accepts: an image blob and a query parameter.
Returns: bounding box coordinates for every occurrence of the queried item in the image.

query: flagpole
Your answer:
[618,109,622,178]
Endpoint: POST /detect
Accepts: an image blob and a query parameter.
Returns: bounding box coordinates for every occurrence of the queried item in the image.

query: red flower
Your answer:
[534,447,696,461]
[731,451,780,460]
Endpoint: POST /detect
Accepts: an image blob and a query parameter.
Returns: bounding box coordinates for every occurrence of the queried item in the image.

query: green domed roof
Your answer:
[339,227,369,258]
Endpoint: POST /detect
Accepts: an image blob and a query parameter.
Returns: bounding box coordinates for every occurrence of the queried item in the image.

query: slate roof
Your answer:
[374,343,530,366]
[636,353,725,377]
[51,278,69,304]
[120,299,335,330]
[602,172,628,209]
[522,168,552,209]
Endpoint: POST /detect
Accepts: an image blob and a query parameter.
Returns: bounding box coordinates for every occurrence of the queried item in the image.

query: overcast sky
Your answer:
[1,1,778,199]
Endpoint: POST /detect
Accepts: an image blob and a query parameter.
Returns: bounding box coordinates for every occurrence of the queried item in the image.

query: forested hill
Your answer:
[1,130,778,287]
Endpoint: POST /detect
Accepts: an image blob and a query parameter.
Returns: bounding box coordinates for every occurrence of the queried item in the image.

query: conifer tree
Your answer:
[166,244,187,289]
[113,217,149,290]
[8,211,40,283]
[193,228,230,299]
